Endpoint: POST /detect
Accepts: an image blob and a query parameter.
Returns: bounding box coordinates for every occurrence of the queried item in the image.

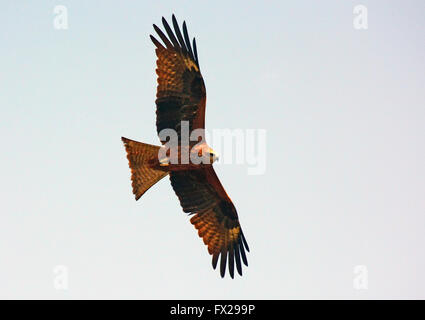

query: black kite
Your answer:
[122,15,249,278]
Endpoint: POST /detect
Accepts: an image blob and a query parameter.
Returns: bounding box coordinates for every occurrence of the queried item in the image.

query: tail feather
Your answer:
[122,137,169,200]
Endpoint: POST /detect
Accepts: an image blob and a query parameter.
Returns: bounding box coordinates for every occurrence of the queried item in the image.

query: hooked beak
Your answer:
[211,150,219,163]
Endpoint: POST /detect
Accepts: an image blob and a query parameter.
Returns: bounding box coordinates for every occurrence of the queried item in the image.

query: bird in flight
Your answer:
[121,15,249,278]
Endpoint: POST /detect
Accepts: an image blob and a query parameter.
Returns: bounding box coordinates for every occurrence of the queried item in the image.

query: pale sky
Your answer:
[1,1,424,299]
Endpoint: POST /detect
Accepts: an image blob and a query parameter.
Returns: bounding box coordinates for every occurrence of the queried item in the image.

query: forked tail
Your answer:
[121,137,169,200]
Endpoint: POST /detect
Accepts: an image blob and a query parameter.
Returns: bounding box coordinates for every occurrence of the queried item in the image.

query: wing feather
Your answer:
[172,15,188,54]
[151,16,206,143]
[162,17,181,50]
[153,24,174,49]
[193,38,199,64]
[170,167,249,278]
[183,21,196,65]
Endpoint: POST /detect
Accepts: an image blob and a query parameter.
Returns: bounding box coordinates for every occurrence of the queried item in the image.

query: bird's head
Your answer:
[207,148,219,164]
[194,144,219,164]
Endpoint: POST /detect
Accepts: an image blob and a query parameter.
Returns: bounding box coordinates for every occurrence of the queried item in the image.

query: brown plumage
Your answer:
[122,15,249,278]
[121,137,168,200]
[151,16,206,142]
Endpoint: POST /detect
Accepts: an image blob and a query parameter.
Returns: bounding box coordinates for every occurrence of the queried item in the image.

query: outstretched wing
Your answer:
[169,167,249,278]
[150,15,206,144]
